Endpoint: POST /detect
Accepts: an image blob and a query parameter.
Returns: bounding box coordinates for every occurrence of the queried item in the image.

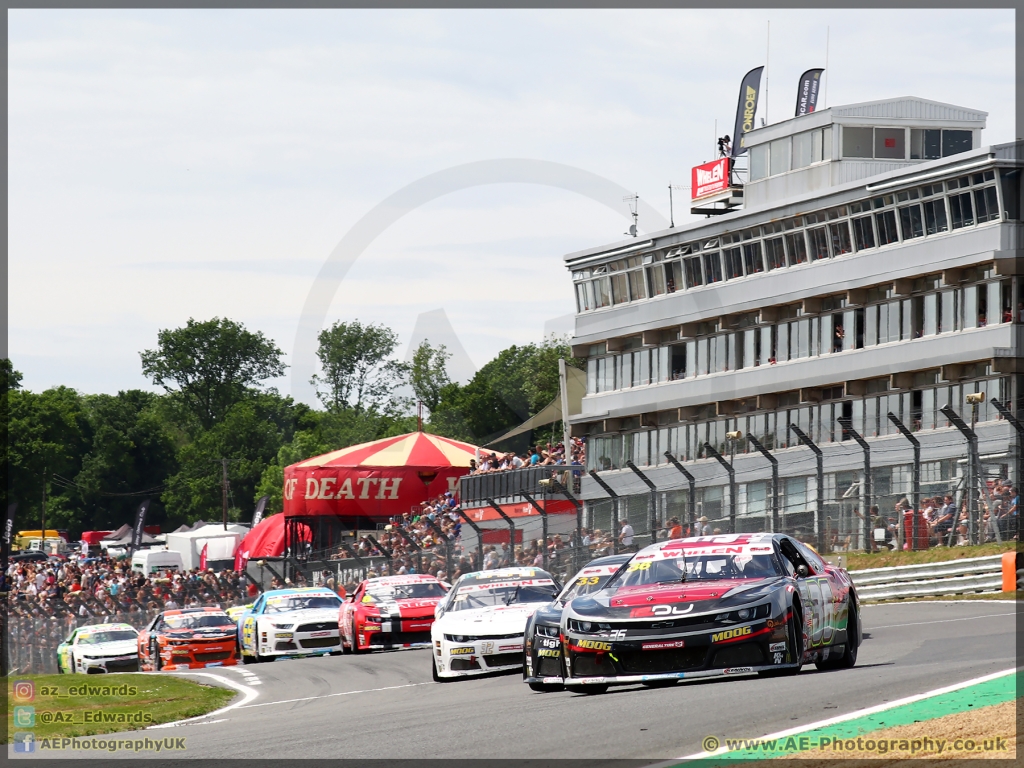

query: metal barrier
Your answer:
[849,555,1006,600]
[459,467,581,507]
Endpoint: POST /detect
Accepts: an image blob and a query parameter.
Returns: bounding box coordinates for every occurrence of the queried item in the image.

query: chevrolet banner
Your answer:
[730,66,764,157]
[795,68,824,116]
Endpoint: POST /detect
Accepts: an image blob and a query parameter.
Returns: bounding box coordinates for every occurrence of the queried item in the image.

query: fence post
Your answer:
[486,498,517,566]
[991,398,1022,542]
[364,534,392,576]
[940,405,980,544]
[789,425,824,551]
[886,412,921,550]
[520,491,548,571]
[456,510,486,571]
[664,452,697,533]
[625,460,659,545]
[550,477,584,573]
[746,435,779,533]
[702,444,736,534]
[588,470,620,555]
[838,417,873,552]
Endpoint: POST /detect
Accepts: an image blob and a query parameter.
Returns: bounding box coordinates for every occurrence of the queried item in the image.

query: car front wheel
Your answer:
[816,601,859,671]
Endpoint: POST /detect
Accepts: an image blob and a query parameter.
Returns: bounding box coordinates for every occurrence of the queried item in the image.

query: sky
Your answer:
[7,9,1016,405]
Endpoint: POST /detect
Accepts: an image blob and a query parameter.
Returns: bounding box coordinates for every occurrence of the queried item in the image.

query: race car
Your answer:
[557,533,861,694]
[138,607,239,671]
[57,623,140,674]
[523,553,631,692]
[339,574,449,653]
[238,587,344,663]
[430,567,560,681]
[225,603,252,622]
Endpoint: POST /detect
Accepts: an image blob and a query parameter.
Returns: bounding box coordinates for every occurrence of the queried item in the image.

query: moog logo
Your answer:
[711,626,752,643]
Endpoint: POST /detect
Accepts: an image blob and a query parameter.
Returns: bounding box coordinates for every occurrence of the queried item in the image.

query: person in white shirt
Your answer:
[618,520,634,549]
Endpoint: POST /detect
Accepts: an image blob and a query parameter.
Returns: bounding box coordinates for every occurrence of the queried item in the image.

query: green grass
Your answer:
[827,542,1018,571]
[861,591,1021,604]
[5,674,235,743]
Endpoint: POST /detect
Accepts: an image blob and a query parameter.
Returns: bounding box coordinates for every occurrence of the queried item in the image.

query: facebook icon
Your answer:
[13,732,35,753]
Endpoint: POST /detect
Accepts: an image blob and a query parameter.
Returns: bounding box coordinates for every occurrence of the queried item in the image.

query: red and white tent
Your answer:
[282,432,482,522]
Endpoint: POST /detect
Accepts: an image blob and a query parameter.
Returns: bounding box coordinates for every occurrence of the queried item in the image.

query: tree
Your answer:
[409,341,451,414]
[140,317,285,431]
[311,320,408,414]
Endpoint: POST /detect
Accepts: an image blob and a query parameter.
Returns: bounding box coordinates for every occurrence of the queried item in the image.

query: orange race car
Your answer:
[138,607,239,671]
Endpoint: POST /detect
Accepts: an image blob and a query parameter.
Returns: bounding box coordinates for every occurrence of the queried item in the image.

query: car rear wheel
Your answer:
[350,620,367,654]
[816,601,858,671]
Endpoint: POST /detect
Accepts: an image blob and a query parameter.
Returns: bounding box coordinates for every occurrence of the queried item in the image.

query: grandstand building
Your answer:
[566,96,1024,547]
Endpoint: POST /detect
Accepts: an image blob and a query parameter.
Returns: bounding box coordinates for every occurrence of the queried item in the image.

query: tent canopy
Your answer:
[293,432,482,469]
[485,365,586,446]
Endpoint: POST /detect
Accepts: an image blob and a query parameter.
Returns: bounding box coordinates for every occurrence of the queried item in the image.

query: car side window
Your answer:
[794,541,825,575]
[251,597,264,615]
[779,538,809,576]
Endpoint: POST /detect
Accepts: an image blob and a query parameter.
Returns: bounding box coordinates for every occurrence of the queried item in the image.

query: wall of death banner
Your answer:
[282,466,470,520]
[795,68,824,116]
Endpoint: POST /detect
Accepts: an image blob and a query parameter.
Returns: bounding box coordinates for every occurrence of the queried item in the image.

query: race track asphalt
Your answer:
[11,601,1017,761]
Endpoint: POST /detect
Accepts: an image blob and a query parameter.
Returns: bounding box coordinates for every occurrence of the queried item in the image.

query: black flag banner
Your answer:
[252,495,269,528]
[2,503,17,582]
[795,68,825,116]
[731,66,765,157]
[131,499,151,554]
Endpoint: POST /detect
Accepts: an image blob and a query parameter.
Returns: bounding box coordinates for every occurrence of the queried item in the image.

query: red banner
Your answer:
[283,465,471,520]
[462,498,577,523]
[691,157,730,200]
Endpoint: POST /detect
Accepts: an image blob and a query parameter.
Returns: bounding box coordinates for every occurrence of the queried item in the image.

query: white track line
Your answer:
[237,681,433,709]
[869,612,1015,630]
[148,672,259,729]
[658,666,1019,765]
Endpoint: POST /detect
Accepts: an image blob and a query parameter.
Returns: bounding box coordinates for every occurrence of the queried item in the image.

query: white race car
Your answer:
[57,623,140,674]
[238,587,344,663]
[430,567,560,681]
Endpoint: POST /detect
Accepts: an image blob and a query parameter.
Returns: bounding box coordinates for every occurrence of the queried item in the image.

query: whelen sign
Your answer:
[691,157,730,201]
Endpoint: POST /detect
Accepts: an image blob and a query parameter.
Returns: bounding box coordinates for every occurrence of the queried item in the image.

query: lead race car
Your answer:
[238,587,344,663]
[340,574,449,653]
[430,567,560,681]
[557,533,861,694]
[524,553,631,692]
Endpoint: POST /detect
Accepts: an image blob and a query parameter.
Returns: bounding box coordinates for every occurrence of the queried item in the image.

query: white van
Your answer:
[130,548,185,575]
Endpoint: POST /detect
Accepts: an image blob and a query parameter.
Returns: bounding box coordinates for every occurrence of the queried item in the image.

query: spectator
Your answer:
[619,519,634,549]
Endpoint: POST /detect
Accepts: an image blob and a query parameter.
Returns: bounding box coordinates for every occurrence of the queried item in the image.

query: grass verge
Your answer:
[830,542,1018,571]
[5,674,235,744]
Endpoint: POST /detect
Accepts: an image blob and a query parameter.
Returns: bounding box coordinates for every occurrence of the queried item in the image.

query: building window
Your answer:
[684,256,703,287]
[792,131,813,169]
[808,226,830,260]
[647,265,666,296]
[898,204,925,240]
[829,221,853,255]
[764,237,786,269]
[874,128,906,160]
[910,129,941,160]
[842,126,874,158]
[703,252,723,283]
[785,231,808,264]
[949,191,974,229]
[723,248,743,279]
[974,185,999,224]
[852,216,875,250]
[750,144,769,181]
[770,138,791,176]
[923,199,948,234]
[743,241,765,274]
[942,130,972,157]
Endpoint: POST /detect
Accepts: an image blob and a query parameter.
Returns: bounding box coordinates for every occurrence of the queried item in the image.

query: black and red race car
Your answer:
[138,607,239,671]
[339,574,449,653]
[554,533,860,694]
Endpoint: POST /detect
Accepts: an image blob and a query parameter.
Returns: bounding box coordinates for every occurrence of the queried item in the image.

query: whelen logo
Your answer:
[711,626,752,643]
[691,158,730,201]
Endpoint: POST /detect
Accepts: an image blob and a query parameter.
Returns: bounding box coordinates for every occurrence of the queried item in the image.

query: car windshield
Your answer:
[77,630,137,645]
[558,571,619,602]
[264,595,342,613]
[367,582,446,600]
[447,581,558,612]
[161,613,233,630]
[609,551,782,588]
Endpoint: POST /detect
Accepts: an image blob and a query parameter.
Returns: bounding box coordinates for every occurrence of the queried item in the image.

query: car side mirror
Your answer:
[796,564,809,578]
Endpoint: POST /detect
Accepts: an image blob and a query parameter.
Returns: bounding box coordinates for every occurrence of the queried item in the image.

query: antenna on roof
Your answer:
[668,184,689,228]
[623,194,639,237]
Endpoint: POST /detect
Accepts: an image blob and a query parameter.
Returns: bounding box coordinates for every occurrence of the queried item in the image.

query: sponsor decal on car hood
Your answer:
[436,603,542,636]
[265,608,339,623]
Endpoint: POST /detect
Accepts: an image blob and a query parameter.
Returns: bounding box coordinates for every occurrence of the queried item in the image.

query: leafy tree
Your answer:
[409,341,451,415]
[140,317,285,432]
[311,320,408,414]
[1,359,24,510]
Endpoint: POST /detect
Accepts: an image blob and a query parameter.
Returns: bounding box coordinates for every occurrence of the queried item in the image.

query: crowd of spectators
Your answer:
[3,553,249,674]
[467,438,586,474]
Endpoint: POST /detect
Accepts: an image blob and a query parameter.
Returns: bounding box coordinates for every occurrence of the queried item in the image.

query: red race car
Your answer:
[340,574,449,653]
[138,607,239,671]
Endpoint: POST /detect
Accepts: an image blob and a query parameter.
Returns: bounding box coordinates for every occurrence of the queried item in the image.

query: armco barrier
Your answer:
[849,554,1009,601]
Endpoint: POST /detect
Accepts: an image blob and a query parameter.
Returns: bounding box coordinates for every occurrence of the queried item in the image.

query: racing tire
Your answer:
[816,601,859,671]
[565,684,609,695]
[642,679,678,688]
[759,603,803,678]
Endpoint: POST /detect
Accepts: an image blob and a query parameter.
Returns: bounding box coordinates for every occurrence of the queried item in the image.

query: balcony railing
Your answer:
[459,466,581,508]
